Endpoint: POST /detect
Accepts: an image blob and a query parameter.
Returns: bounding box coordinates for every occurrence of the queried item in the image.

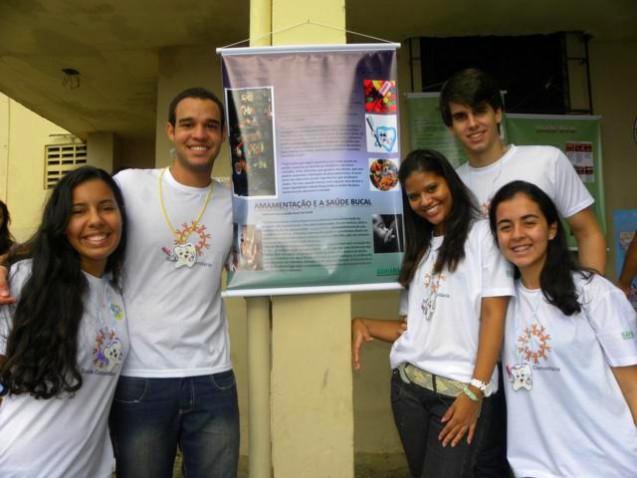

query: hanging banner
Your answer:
[504,114,606,247]
[218,44,404,296]
[614,210,637,310]
[405,92,468,167]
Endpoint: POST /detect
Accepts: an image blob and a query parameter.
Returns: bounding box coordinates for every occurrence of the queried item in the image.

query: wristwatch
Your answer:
[470,378,492,397]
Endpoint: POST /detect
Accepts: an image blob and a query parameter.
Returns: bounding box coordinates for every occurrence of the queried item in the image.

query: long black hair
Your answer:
[0,200,15,255]
[398,149,480,287]
[1,166,127,398]
[488,180,590,315]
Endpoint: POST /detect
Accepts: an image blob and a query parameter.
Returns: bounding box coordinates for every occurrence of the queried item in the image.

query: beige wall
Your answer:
[0,94,71,242]
[590,39,637,278]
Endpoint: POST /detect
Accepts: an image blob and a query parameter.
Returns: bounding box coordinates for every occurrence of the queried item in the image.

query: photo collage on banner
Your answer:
[219,45,404,295]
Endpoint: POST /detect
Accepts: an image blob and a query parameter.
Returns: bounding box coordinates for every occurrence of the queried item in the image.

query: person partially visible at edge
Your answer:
[0,166,129,478]
[106,87,238,477]
[618,231,637,298]
[439,67,607,478]
[352,149,513,478]
[489,180,637,478]
[440,67,606,274]
[0,200,15,263]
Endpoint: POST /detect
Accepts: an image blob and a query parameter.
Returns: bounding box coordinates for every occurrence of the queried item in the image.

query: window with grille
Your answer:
[44,143,87,189]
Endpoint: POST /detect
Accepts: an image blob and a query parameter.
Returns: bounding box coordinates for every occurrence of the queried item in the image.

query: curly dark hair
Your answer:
[1,166,127,398]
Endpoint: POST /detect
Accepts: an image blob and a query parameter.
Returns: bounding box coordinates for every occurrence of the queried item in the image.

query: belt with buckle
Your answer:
[397,363,466,398]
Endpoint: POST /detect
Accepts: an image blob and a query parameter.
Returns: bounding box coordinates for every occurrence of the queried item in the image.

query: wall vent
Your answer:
[44,143,87,189]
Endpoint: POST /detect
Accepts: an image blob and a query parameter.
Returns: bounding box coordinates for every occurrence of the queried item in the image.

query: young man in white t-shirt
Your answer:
[438,68,606,477]
[440,68,606,274]
[106,88,238,478]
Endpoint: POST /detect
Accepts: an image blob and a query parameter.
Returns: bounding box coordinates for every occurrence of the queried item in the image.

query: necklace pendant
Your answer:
[173,243,197,268]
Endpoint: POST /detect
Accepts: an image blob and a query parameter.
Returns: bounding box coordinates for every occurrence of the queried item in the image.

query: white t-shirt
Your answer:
[114,168,233,377]
[390,220,514,389]
[456,144,594,218]
[0,260,129,478]
[503,273,637,478]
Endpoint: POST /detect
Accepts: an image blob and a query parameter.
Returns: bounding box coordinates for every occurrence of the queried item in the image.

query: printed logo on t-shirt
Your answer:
[420,271,447,321]
[110,303,124,320]
[161,220,212,267]
[93,327,124,373]
[517,323,552,364]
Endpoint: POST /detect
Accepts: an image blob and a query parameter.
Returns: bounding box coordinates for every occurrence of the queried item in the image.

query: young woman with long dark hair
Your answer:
[352,149,513,477]
[489,180,637,477]
[0,166,129,477]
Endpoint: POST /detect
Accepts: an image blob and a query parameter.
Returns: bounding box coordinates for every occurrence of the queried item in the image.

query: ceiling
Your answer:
[1,0,635,141]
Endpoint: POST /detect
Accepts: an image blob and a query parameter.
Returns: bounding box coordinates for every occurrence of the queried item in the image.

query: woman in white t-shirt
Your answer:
[0,166,129,478]
[489,180,637,478]
[352,149,513,478]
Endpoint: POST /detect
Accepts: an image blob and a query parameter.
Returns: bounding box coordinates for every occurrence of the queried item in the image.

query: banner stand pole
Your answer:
[247,296,272,477]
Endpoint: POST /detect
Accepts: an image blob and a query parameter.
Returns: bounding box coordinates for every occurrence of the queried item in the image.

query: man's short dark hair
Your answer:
[168,87,225,129]
[439,68,503,127]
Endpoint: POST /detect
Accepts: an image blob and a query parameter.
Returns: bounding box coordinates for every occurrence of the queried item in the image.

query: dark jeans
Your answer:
[473,364,510,478]
[109,371,240,478]
[391,370,492,478]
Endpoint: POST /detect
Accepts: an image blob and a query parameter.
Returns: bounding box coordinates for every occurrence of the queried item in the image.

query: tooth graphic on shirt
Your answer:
[174,243,197,268]
[510,363,533,391]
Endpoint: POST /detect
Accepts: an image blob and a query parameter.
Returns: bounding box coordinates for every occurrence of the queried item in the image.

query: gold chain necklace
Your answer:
[158,168,214,268]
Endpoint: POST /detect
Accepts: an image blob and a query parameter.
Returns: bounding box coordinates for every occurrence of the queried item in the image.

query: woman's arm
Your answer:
[611,365,637,426]
[439,296,509,447]
[351,317,406,370]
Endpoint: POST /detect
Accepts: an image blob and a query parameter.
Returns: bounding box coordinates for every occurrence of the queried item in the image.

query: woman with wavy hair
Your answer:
[0,166,129,477]
[489,180,637,477]
[352,149,513,478]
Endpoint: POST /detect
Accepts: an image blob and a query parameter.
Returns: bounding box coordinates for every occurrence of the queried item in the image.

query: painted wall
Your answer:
[0,93,71,242]
[589,39,637,278]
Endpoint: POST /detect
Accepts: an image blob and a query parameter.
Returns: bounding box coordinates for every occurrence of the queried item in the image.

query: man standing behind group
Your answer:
[440,68,606,273]
[439,68,606,476]
[109,88,238,478]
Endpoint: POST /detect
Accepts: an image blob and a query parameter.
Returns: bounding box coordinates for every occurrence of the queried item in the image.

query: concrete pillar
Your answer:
[271,294,353,478]
[267,3,353,477]
[247,1,274,477]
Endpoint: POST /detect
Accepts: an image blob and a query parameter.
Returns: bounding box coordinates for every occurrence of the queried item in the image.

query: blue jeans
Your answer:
[109,371,240,478]
[391,370,492,478]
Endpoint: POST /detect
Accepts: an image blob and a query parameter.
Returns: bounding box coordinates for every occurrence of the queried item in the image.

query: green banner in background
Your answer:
[504,114,606,248]
[405,93,467,167]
